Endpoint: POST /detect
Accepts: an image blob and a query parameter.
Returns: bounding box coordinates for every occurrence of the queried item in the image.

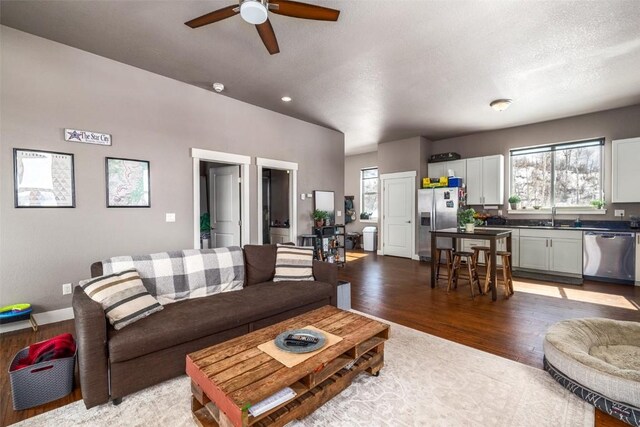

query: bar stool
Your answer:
[434,247,454,282]
[299,234,317,247]
[471,246,491,293]
[448,251,481,298]
[496,251,515,298]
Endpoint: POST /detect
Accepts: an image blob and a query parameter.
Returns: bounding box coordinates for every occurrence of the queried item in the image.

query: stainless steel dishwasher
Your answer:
[583,231,635,283]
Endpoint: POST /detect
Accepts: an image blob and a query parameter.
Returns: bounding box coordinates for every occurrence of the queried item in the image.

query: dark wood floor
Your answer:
[1,250,637,426]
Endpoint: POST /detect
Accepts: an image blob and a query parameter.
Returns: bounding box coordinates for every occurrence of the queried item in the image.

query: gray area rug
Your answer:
[13,315,593,427]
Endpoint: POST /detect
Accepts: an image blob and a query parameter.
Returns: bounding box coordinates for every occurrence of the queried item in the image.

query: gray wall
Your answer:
[0,27,344,312]
[430,104,640,219]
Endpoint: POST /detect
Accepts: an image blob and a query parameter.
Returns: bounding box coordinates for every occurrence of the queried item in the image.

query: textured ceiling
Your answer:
[2,0,640,154]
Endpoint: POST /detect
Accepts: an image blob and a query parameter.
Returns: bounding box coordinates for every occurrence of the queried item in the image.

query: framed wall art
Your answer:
[106,157,150,207]
[13,148,76,208]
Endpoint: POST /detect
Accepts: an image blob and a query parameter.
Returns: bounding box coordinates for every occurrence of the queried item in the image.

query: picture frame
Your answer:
[106,157,150,208]
[13,148,76,208]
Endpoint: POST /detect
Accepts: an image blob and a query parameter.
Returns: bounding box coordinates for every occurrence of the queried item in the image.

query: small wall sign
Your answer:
[65,128,112,146]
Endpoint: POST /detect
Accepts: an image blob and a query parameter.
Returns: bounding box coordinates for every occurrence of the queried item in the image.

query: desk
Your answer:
[431,228,512,301]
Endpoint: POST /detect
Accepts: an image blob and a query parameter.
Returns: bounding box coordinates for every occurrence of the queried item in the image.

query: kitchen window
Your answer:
[360,167,379,220]
[510,138,604,209]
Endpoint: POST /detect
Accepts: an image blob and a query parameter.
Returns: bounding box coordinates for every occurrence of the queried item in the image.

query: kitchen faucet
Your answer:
[551,206,557,227]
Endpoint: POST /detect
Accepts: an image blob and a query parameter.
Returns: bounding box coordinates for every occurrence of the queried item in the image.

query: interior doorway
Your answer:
[256,157,298,245]
[191,148,251,249]
[379,171,416,258]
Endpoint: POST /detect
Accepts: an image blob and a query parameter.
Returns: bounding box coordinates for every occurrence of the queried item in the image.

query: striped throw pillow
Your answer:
[80,269,163,330]
[273,244,315,282]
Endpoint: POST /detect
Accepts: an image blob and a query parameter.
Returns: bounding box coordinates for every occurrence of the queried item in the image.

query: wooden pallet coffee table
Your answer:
[186,305,389,427]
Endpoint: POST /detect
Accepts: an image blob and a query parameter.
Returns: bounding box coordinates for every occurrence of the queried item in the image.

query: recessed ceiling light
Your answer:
[212,82,225,93]
[281,96,292,102]
[490,99,512,111]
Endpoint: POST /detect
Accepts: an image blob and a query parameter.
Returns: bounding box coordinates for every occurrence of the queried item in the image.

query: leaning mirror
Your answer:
[313,190,335,225]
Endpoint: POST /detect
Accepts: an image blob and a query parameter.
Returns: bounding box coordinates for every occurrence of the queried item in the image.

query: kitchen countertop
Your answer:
[481,224,640,233]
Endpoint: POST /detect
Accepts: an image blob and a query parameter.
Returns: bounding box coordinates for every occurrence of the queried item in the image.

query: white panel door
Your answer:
[549,238,583,275]
[209,165,240,248]
[612,137,640,203]
[519,236,549,270]
[465,157,483,205]
[383,177,414,258]
[481,155,504,205]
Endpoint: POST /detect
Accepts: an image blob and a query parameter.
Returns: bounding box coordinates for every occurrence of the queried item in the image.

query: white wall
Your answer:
[0,27,344,312]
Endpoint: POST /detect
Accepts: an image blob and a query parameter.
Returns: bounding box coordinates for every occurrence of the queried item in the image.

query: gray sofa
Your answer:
[72,244,337,408]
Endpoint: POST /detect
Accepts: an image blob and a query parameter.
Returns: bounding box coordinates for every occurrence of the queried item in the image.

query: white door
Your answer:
[549,238,582,274]
[519,236,549,270]
[209,165,241,247]
[428,163,446,179]
[383,177,414,258]
[465,157,483,205]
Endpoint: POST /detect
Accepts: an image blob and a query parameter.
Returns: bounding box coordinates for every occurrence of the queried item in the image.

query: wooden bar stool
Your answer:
[434,247,454,282]
[494,251,514,298]
[447,251,482,298]
[471,246,491,293]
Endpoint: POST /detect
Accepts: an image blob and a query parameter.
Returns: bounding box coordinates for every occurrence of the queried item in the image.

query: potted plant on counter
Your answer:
[508,195,521,210]
[458,208,482,232]
[590,199,605,209]
[312,209,329,228]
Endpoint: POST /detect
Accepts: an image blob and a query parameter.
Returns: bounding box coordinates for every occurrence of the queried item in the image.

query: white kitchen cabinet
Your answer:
[427,160,466,182]
[465,155,504,205]
[519,236,549,270]
[549,238,583,275]
[519,229,582,275]
[460,228,519,267]
[612,137,640,203]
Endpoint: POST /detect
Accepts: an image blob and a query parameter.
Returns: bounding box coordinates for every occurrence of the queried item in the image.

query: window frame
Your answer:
[360,167,379,221]
[509,138,604,209]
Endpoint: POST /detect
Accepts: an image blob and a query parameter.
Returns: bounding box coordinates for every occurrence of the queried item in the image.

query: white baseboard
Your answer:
[0,307,74,334]
[412,254,420,261]
[376,250,383,256]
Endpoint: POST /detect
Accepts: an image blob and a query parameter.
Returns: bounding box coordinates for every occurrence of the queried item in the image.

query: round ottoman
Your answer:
[543,318,640,426]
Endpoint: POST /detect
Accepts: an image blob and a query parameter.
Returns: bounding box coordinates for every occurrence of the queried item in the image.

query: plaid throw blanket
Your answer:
[102,251,188,305]
[181,247,244,297]
[102,247,244,305]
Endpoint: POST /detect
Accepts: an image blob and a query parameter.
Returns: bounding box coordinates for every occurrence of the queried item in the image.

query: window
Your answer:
[360,167,379,219]
[510,138,603,208]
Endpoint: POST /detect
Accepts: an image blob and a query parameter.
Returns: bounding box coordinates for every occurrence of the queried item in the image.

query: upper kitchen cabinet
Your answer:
[466,155,504,205]
[612,137,640,203]
[427,159,466,182]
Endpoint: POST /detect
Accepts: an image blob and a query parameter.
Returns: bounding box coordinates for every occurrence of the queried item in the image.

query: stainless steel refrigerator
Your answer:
[418,188,460,260]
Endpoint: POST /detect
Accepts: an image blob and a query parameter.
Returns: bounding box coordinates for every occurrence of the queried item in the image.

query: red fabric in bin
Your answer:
[12,333,76,371]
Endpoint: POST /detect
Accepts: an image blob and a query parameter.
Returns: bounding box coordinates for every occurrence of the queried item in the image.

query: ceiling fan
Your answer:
[185,0,340,55]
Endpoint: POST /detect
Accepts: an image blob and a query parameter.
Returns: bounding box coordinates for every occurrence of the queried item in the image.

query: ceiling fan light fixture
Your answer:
[490,99,513,112]
[240,0,268,25]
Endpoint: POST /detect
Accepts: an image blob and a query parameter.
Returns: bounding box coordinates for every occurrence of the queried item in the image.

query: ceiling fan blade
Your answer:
[269,0,340,21]
[185,5,239,28]
[256,19,280,55]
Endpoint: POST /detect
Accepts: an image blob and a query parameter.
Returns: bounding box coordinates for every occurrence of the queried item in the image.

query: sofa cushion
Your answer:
[243,245,277,286]
[273,244,315,282]
[79,269,163,330]
[181,247,244,297]
[102,251,187,305]
[108,280,334,362]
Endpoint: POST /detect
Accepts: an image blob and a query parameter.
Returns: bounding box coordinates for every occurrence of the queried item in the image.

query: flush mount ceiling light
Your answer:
[490,99,513,111]
[239,0,268,25]
[212,82,225,93]
[281,96,292,102]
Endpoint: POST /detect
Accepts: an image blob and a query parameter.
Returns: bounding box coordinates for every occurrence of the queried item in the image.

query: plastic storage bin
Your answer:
[9,345,76,410]
[337,280,351,310]
[363,226,378,252]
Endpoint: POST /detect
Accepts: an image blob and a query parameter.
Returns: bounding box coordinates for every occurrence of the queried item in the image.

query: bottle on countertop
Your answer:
[574,217,582,228]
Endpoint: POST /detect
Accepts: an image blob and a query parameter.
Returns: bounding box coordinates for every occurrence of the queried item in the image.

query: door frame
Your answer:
[256,157,298,244]
[191,148,251,249]
[379,171,416,258]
